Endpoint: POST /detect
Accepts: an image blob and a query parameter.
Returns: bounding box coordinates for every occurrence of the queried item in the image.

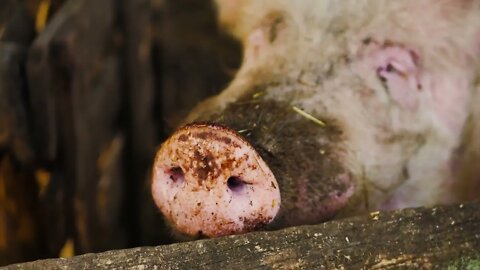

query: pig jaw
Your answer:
[151,123,281,238]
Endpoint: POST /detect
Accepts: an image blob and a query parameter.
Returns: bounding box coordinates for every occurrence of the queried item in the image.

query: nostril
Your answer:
[227,176,246,193]
[168,167,185,184]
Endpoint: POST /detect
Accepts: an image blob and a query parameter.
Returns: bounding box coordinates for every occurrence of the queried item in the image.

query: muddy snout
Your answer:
[151,123,281,238]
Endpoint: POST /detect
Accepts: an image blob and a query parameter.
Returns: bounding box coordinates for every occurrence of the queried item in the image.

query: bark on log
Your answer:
[4,203,480,269]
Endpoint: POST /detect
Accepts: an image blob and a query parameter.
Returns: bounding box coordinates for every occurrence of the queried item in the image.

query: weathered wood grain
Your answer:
[4,203,480,269]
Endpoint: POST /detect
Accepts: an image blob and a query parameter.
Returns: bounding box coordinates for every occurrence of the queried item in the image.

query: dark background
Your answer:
[0,0,242,265]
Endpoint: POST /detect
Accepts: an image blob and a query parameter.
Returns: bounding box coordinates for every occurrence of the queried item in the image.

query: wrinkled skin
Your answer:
[152,0,480,238]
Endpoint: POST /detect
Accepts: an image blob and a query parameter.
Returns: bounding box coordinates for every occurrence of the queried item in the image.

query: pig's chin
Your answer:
[151,123,281,238]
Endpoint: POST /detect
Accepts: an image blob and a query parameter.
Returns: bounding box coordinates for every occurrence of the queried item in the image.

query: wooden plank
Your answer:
[0,43,34,164]
[0,156,44,266]
[120,0,164,246]
[0,43,44,265]
[27,0,127,254]
[0,0,36,45]
[4,203,480,269]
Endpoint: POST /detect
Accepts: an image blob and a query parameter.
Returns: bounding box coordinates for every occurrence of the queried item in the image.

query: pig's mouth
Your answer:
[151,123,281,238]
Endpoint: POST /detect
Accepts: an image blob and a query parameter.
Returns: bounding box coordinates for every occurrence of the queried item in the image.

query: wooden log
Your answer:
[4,203,480,269]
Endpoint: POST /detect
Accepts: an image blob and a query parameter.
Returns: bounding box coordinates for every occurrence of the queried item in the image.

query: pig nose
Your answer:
[151,123,281,237]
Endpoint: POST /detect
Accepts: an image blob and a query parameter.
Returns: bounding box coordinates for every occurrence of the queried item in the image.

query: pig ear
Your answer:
[369,46,422,111]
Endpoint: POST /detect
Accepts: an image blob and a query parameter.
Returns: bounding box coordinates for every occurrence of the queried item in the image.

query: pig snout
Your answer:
[151,123,281,237]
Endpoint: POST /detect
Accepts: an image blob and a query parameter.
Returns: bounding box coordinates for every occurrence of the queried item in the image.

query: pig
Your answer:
[151,0,480,238]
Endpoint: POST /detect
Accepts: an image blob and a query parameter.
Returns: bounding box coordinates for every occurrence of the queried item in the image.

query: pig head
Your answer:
[152,0,480,238]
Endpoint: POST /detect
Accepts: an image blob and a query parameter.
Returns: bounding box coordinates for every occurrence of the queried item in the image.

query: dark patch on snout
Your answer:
[240,215,270,232]
[178,134,188,142]
[196,132,209,140]
[192,150,220,185]
[220,137,232,144]
[196,131,233,145]
[172,123,258,188]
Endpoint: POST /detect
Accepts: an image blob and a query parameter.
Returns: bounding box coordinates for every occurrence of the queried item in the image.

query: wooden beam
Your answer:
[4,202,480,269]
